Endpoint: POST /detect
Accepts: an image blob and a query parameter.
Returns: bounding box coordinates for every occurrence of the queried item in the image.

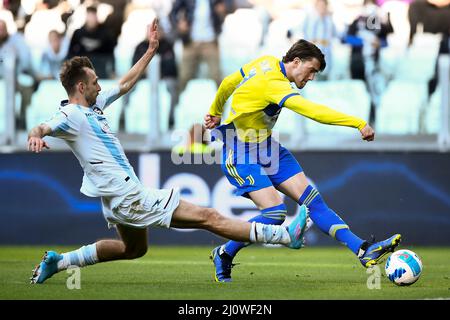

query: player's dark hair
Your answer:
[282,39,326,72]
[60,56,95,95]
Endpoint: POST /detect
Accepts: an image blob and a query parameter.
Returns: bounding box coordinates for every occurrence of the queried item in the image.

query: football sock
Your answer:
[57,243,99,271]
[298,185,363,255]
[249,222,291,245]
[223,204,287,257]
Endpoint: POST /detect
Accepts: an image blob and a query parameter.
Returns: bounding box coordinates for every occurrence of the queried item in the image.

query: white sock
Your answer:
[249,222,291,245]
[57,243,99,271]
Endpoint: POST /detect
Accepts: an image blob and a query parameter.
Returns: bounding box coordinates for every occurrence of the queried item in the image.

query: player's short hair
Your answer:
[60,56,95,95]
[282,39,326,72]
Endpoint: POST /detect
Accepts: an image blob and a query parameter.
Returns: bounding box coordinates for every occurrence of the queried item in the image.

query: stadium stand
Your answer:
[25,80,66,131]
[25,79,124,133]
[394,40,441,83]
[0,1,448,150]
[260,18,293,57]
[328,41,352,80]
[115,8,156,77]
[425,86,443,134]
[219,8,263,76]
[124,80,172,134]
[376,80,428,135]
[301,80,371,136]
[24,7,66,72]
[175,79,217,131]
[0,79,5,133]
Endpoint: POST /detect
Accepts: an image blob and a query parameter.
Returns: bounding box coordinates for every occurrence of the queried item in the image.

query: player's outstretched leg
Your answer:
[209,205,309,282]
[30,225,148,284]
[30,244,99,284]
[277,173,401,268]
[297,185,401,267]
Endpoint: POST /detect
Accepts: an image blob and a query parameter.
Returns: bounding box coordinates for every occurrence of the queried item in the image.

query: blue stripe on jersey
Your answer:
[85,115,135,180]
[240,68,245,77]
[104,91,120,108]
[279,93,300,108]
[279,61,287,78]
[55,122,70,133]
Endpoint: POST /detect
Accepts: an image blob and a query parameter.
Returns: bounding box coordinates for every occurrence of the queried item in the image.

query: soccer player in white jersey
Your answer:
[27,19,309,284]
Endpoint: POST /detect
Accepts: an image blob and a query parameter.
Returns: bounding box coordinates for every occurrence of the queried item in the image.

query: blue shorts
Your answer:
[221,135,303,198]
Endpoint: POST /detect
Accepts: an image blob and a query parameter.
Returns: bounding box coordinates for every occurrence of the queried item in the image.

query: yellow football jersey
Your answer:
[209,55,367,143]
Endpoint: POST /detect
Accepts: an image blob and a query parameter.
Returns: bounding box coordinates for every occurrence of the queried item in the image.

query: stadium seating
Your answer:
[219,8,263,76]
[260,18,293,58]
[300,80,371,136]
[175,79,217,131]
[328,41,352,80]
[65,2,114,37]
[24,8,66,52]
[23,8,67,74]
[381,0,410,47]
[124,80,172,134]
[394,47,439,83]
[26,80,67,131]
[393,33,441,83]
[376,80,428,134]
[0,80,5,133]
[25,79,122,132]
[261,9,305,57]
[379,46,404,81]
[115,8,156,77]
[424,86,443,134]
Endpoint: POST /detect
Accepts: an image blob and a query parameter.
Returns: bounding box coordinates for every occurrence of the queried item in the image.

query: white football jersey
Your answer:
[45,86,140,197]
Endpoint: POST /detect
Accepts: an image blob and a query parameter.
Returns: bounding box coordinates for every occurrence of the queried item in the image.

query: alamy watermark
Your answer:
[366,265,382,290]
[170,126,282,175]
[66,266,81,290]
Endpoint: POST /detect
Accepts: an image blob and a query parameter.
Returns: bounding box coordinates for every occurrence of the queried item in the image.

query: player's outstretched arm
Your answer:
[27,124,52,153]
[283,94,371,138]
[205,70,243,128]
[118,18,159,97]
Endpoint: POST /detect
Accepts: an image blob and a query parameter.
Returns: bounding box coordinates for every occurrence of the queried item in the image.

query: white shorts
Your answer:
[101,186,180,229]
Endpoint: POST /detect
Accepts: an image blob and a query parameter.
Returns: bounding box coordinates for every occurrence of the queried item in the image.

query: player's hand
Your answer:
[27,137,50,153]
[360,124,375,141]
[204,114,221,129]
[147,18,159,52]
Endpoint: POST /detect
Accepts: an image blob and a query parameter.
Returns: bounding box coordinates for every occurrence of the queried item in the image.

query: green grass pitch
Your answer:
[0,246,449,300]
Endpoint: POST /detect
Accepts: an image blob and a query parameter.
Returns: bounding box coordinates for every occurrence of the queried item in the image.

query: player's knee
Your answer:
[123,245,148,259]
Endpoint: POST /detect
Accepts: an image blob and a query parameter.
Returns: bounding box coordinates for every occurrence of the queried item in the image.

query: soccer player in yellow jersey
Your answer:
[205,39,401,282]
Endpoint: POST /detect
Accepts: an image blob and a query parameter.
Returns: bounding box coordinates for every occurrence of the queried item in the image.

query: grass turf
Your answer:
[0,246,449,300]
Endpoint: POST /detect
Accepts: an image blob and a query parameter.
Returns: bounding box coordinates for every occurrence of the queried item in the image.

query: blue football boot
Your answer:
[286,205,309,249]
[358,234,402,268]
[30,251,63,284]
[210,246,236,283]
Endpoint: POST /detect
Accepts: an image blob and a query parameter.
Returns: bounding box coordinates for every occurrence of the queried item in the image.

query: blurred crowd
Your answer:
[0,0,449,132]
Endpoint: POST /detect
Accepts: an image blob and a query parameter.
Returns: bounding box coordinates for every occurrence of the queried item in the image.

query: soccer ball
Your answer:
[385,249,423,286]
